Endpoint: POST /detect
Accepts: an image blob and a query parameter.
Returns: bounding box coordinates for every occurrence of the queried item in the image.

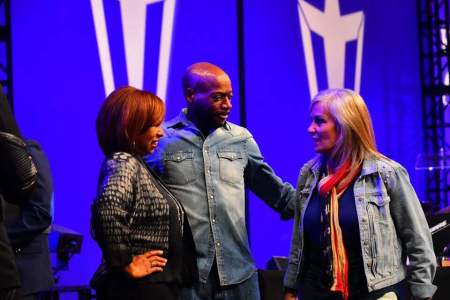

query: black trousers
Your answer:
[0,289,19,300]
[299,265,406,300]
[97,277,179,300]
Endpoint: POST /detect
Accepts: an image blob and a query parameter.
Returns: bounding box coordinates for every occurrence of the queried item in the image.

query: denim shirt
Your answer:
[145,109,296,285]
[284,156,437,299]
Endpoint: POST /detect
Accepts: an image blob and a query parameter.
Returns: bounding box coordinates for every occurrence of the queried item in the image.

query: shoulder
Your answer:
[226,122,253,139]
[374,156,407,175]
[365,156,410,189]
[296,158,318,188]
[301,158,318,173]
[298,158,319,179]
[102,152,141,174]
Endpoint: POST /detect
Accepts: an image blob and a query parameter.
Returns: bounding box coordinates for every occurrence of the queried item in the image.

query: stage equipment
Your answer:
[266,255,289,271]
[0,0,13,107]
[428,212,450,261]
[417,0,450,210]
[49,224,83,282]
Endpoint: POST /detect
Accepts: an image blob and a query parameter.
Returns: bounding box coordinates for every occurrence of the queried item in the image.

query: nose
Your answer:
[307,122,315,134]
[156,126,164,138]
[221,97,232,110]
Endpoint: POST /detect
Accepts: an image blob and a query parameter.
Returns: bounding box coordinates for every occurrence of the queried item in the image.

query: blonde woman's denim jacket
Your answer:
[284,156,437,299]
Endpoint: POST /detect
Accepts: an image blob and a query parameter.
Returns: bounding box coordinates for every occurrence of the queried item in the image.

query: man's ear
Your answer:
[185,88,195,104]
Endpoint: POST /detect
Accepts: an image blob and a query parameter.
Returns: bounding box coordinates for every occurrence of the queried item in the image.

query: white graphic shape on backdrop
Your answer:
[90,0,176,100]
[298,0,364,97]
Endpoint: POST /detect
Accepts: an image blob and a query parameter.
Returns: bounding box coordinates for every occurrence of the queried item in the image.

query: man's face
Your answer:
[189,74,233,128]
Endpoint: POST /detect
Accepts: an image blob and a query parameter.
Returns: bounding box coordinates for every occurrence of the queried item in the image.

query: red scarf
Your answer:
[318,160,361,300]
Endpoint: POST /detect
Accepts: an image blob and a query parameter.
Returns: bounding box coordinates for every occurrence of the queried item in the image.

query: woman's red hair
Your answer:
[96,86,165,156]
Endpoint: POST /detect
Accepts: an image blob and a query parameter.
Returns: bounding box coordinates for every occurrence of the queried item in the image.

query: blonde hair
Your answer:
[311,88,383,169]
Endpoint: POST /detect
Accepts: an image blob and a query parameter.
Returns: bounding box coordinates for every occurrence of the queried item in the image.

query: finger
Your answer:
[144,250,164,257]
[150,260,167,268]
[150,267,163,273]
[151,257,168,264]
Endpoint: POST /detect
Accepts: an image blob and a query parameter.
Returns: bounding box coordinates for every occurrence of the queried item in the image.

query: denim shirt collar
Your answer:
[165,108,232,131]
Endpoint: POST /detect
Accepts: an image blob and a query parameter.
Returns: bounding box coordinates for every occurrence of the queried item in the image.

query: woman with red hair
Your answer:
[91,86,196,300]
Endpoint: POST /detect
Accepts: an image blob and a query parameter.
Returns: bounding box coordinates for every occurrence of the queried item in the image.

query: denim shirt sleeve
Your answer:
[386,163,437,299]
[244,136,296,219]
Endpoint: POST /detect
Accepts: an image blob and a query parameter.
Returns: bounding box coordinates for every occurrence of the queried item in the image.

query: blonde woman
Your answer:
[284,89,436,300]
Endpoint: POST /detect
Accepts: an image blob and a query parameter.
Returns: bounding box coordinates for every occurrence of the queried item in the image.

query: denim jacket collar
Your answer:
[360,156,378,177]
[306,155,379,178]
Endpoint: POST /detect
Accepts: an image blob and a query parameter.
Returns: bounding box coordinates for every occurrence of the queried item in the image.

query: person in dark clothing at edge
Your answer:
[0,84,39,300]
[5,138,54,300]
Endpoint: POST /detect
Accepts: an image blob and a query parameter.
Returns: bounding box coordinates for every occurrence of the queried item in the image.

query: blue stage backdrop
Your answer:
[11,0,424,289]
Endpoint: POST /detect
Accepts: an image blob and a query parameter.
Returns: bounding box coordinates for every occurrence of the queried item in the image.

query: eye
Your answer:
[312,116,326,125]
[211,93,225,102]
[211,93,232,102]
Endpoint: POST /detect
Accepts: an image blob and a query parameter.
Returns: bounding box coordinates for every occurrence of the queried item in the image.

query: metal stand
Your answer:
[418,0,450,210]
[0,0,13,108]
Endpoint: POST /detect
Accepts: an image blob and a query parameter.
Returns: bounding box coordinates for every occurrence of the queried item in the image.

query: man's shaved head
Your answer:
[182,62,230,95]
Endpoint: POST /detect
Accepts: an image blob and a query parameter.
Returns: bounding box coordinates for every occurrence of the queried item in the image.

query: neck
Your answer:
[186,109,215,137]
[321,155,338,172]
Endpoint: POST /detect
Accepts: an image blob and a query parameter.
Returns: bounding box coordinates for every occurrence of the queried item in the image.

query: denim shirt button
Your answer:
[217,242,220,246]
[212,219,216,223]
[210,195,213,199]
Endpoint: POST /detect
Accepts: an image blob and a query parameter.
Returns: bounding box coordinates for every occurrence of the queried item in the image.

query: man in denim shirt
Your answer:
[146,62,296,299]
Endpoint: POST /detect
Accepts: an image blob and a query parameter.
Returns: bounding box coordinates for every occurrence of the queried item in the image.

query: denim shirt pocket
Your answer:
[217,150,244,185]
[163,151,196,185]
[365,192,398,276]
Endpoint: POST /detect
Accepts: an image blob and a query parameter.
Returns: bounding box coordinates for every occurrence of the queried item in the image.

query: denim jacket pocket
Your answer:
[163,151,196,185]
[366,193,398,277]
[217,151,244,184]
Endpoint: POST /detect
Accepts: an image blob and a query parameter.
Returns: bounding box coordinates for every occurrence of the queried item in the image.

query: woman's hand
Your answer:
[123,250,167,278]
[284,291,298,300]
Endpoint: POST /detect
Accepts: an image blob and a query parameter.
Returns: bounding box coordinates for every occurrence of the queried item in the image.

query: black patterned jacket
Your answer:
[91,152,197,284]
